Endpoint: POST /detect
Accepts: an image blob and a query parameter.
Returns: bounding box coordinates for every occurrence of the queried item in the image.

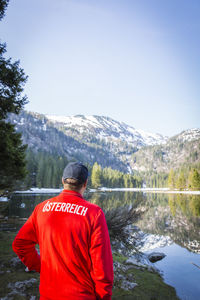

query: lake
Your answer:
[1,190,200,300]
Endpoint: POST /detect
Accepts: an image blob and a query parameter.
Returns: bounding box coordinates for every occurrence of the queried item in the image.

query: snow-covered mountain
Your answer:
[131,128,200,173]
[8,111,199,174]
[8,111,167,173]
[174,128,200,143]
[46,114,167,148]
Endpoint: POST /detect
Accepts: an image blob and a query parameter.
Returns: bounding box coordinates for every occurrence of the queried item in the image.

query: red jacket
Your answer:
[12,190,114,300]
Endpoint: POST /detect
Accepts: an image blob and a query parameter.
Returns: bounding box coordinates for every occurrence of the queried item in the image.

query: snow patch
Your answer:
[15,188,62,194]
[0,197,8,202]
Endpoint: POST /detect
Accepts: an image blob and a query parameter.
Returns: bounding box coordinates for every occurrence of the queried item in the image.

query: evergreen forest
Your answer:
[20,150,200,191]
[23,150,143,190]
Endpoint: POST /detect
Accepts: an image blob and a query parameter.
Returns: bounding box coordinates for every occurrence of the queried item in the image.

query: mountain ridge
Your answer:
[46,113,168,147]
[8,111,200,176]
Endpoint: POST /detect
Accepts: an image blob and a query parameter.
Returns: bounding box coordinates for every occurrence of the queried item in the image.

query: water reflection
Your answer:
[135,193,200,253]
[168,194,200,217]
[88,191,146,210]
[5,191,200,253]
[8,194,54,219]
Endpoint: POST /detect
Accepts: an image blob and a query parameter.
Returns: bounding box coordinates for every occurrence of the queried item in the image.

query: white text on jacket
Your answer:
[42,201,88,216]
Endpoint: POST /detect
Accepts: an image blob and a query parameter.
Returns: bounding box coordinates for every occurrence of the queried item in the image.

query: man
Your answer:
[13,162,113,300]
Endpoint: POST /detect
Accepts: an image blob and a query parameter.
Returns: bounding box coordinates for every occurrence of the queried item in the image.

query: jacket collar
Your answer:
[61,189,83,199]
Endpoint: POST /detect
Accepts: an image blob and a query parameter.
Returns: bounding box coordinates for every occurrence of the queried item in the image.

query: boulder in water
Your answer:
[148,252,166,263]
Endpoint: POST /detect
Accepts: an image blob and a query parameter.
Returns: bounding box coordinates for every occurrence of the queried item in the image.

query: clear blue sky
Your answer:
[1,0,200,136]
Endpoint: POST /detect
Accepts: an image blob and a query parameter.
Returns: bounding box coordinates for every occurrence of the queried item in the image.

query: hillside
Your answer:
[7,111,200,186]
[8,111,127,172]
[8,111,167,173]
[131,128,200,173]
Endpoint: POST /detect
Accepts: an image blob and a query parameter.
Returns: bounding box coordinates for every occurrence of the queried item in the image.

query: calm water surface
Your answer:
[2,191,200,300]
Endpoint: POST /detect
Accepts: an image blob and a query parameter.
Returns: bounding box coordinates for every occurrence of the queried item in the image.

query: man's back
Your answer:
[13,190,113,300]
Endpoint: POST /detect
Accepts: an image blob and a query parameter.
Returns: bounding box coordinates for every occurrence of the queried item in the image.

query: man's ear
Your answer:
[62,178,65,185]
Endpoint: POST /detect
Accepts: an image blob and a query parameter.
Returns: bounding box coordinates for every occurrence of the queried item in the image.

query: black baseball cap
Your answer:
[63,162,88,184]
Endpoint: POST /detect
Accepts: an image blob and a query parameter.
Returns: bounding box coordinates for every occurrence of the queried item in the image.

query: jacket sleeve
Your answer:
[12,208,41,273]
[89,209,114,300]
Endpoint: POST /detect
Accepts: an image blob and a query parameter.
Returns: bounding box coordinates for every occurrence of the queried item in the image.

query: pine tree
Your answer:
[188,169,200,191]
[25,150,37,187]
[168,169,176,190]
[0,1,9,21]
[0,122,27,192]
[0,1,28,195]
[123,174,129,188]
[176,170,186,191]
[91,162,102,188]
[36,153,46,188]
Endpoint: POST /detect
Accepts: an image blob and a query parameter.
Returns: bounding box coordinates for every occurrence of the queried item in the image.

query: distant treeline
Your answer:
[23,150,143,189]
[141,166,200,190]
[90,162,143,188]
[24,150,69,188]
[23,150,200,190]
[168,168,200,191]
[142,172,168,188]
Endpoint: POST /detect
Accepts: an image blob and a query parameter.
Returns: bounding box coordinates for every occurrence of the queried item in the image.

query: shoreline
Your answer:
[12,187,200,195]
[0,187,199,201]
[98,187,200,195]
[0,230,179,300]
